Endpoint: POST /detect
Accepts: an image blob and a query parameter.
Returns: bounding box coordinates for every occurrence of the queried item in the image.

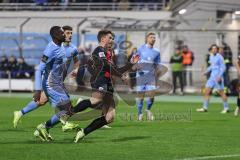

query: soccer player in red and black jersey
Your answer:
[71,29,139,142]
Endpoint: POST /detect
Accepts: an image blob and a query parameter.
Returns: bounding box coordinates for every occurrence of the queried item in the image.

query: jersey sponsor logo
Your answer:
[41,55,49,63]
[98,52,105,58]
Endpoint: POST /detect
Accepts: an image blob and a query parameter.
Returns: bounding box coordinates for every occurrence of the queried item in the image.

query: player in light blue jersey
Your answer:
[12,26,80,141]
[197,44,229,114]
[13,26,79,130]
[135,32,161,121]
[33,26,78,141]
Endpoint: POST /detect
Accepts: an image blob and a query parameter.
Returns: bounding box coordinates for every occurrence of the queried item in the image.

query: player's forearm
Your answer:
[34,62,45,90]
[34,68,42,91]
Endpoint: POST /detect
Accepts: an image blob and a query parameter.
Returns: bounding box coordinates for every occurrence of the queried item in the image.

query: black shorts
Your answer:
[91,76,114,94]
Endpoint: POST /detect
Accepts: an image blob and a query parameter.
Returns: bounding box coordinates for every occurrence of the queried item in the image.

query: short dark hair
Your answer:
[97,29,112,42]
[62,25,72,31]
[50,26,61,39]
[209,44,219,52]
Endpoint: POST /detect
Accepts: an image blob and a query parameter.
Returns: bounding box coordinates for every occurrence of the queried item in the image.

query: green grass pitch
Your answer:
[1,95,240,160]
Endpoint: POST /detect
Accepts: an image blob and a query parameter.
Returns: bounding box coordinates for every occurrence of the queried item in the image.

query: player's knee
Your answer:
[105,113,115,123]
[105,115,114,123]
[90,97,102,106]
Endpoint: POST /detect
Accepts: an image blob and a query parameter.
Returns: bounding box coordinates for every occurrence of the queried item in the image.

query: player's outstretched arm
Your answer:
[111,55,140,77]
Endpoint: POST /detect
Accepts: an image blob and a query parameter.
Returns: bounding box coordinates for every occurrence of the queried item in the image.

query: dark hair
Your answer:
[97,29,112,42]
[50,26,61,39]
[62,25,72,31]
[209,44,219,52]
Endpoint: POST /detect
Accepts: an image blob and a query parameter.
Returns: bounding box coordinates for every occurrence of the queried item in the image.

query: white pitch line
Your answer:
[178,154,240,160]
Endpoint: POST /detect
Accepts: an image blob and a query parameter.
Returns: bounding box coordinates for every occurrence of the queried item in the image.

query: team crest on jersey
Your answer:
[98,52,105,57]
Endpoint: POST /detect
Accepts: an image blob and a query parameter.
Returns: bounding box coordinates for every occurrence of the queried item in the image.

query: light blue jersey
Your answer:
[136,44,160,91]
[205,53,226,90]
[63,43,79,76]
[35,41,78,107]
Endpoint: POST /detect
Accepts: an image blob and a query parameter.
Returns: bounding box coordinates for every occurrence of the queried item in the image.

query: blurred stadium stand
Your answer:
[0,0,171,11]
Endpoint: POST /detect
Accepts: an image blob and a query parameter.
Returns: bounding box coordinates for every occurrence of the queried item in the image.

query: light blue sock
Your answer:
[137,99,144,115]
[147,98,154,110]
[203,100,209,109]
[46,114,60,129]
[223,101,229,110]
[21,101,38,115]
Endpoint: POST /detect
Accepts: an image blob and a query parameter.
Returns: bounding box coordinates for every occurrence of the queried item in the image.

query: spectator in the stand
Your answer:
[16,57,34,79]
[170,47,184,95]
[182,45,194,86]
[8,55,18,78]
[0,55,9,78]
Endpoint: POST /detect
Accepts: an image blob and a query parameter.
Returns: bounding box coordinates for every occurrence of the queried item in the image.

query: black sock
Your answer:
[84,116,108,135]
[73,99,92,113]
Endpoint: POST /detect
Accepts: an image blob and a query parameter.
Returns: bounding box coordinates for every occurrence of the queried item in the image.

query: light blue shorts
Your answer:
[43,85,70,107]
[136,84,157,92]
[205,78,224,90]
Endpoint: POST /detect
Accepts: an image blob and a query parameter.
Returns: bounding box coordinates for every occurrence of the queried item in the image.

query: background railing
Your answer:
[0,2,170,11]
